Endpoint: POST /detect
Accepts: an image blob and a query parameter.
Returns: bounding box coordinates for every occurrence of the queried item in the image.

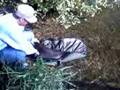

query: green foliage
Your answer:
[0,0,17,7]
[0,58,74,90]
[29,0,58,13]
[55,0,114,28]
[0,0,118,28]
[28,0,117,28]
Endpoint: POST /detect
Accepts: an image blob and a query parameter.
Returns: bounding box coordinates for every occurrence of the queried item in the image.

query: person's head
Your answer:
[15,4,37,26]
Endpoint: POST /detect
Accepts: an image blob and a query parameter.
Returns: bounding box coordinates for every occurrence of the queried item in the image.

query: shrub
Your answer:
[0,0,118,28]
[0,58,74,90]
[29,0,117,28]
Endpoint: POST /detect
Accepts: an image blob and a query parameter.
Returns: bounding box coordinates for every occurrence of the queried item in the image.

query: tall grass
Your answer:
[0,58,74,90]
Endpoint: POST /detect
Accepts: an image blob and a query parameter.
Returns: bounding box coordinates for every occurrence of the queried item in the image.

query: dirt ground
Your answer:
[33,7,120,88]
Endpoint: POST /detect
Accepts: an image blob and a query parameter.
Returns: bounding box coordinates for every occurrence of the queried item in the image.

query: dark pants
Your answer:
[0,46,27,69]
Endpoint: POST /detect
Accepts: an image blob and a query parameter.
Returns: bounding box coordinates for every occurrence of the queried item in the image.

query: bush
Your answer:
[29,0,117,28]
[0,0,118,28]
[0,58,74,90]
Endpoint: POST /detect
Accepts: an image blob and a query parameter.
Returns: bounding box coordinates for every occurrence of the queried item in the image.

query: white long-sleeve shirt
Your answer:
[0,13,38,55]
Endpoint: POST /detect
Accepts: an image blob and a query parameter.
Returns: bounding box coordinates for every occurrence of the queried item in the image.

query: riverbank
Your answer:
[33,6,120,89]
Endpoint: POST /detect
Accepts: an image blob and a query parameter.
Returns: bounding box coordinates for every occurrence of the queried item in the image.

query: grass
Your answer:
[0,58,74,90]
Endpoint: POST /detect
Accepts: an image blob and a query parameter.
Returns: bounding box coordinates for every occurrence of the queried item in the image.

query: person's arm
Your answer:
[0,25,39,55]
[23,30,39,45]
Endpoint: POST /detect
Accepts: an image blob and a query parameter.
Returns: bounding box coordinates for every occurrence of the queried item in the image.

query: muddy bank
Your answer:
[33,6,120,88]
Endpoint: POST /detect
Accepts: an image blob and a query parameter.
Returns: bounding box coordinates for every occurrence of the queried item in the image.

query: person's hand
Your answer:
[31,38,40,45]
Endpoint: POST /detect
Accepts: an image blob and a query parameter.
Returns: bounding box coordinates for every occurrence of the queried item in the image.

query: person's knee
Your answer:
[0,47,26,64]
[17,51,26,59]
[13,51,28,70]
[0,48,27,70]
[15,51,26,63]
